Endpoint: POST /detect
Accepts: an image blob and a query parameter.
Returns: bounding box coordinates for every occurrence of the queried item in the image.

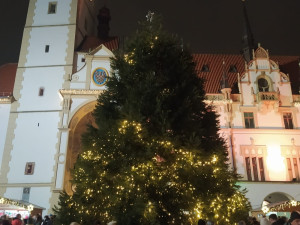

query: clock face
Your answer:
[92,67,109,86]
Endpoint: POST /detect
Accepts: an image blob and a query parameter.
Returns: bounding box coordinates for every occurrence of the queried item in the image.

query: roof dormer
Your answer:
[253,46,269,60]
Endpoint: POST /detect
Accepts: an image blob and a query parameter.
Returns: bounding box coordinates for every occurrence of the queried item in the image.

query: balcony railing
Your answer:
[205,94,224,101]
[257,92,278,102]
[0,92,14,103]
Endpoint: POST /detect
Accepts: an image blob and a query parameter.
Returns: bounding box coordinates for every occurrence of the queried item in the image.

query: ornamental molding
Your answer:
[59,89,104,96]
[0,96,14,104]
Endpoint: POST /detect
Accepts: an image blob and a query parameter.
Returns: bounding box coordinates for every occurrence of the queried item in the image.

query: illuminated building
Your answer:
[0,0,299,215]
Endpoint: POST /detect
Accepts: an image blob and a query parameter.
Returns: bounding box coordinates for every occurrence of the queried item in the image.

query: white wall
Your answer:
[32,0,72,26]
[25,26,70,67]
[0,104,11,165]
[7,112,60,183]
[239,182,300,210]
[17,67,65,111]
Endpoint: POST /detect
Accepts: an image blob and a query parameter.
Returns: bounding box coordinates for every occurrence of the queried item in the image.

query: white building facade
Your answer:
[0,0,300,214]
[205,47,300,211]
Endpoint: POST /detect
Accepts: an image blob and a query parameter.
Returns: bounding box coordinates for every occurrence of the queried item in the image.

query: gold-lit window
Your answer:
[283,112,293,129]
[244,112,255,128]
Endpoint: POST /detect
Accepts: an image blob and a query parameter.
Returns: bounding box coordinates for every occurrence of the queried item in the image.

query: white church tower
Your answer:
[0,0,111,213]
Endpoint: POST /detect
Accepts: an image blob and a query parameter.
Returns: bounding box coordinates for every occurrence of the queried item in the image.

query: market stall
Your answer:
[0,197,45,219]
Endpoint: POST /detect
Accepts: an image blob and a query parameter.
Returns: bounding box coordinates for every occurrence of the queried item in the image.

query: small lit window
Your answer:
[39,87,44,96]
[45,45,50,53]
[48,2,57,14]
[244,112,255,128]
[283,112,293,129]
[25,162,35,175]
[201,64,209,72]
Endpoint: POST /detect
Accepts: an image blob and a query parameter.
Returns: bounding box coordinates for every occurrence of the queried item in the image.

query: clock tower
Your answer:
[0,0,107,213]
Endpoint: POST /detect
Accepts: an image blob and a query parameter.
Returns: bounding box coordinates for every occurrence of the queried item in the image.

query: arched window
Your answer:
[258,78,269,92]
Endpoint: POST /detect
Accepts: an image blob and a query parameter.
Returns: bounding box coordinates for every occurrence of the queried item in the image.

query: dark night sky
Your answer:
[0,0,300,66]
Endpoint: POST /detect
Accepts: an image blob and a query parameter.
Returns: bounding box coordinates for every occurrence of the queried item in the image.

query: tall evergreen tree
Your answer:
[54,13,250,225]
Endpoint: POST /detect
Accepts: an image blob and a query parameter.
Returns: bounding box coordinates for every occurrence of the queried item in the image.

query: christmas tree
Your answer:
[54,13,250,225]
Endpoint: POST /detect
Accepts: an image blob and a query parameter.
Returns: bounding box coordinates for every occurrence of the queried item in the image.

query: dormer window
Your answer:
[229,65,237,73]
[258,78,269,92]
[201,65,209,72]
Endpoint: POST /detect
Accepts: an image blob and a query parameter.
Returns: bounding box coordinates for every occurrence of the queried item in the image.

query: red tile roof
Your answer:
[0,63,17,96]
[77,36,119,52]
[192,54,300,94]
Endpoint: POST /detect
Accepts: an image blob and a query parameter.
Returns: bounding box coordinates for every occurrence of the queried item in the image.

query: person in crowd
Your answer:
[0,215,11,225]
[93,220,101,225]
[107,221,116,225]
[11,214,22,225]
[260,216,271,225]
[276,216,287,225]
[206,221,214,225]
[269,214,278,224]
[250,216,260,225]
[238,220,246,225]
[42,215,50,225]
[197,219,206,225]
[288,211,300,225]
[34,215,43,225]
[69,223,80,225]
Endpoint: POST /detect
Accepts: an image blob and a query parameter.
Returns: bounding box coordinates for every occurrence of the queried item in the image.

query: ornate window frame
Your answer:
[281,145,300,181]
[255,72,273,93]
[240,145,268,181]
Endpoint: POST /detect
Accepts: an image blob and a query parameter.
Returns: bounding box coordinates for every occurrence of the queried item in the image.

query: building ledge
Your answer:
[59,89,104,96]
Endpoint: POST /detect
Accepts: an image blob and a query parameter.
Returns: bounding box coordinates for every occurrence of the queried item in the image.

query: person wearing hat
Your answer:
[289,211,300,225]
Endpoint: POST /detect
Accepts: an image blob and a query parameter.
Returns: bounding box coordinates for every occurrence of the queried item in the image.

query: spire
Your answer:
[241,0,256,63]
[220,59,230,90]
[97,6,111,40]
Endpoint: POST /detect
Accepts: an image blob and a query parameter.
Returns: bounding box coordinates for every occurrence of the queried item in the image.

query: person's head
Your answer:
[198,219,206,225]
[238,220,246,225]
[70,222,80,225]
[2,220,10,225]
[269,213,278,223]
[260,217,270,225]
[93,220,101,225]
[107,221,117,225]
[36,215,42,221]
[16,214,21,219]
[289,211,300,225]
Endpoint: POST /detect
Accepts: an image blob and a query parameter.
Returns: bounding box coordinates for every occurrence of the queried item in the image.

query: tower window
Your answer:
[45,45,50,53]
[48,2,57,14]
[244,112,255,128]
[39,87,44,96]
[25,162,35,175]
[22,187,30,202]
[283,112,293,129]
[201,65,209,72]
